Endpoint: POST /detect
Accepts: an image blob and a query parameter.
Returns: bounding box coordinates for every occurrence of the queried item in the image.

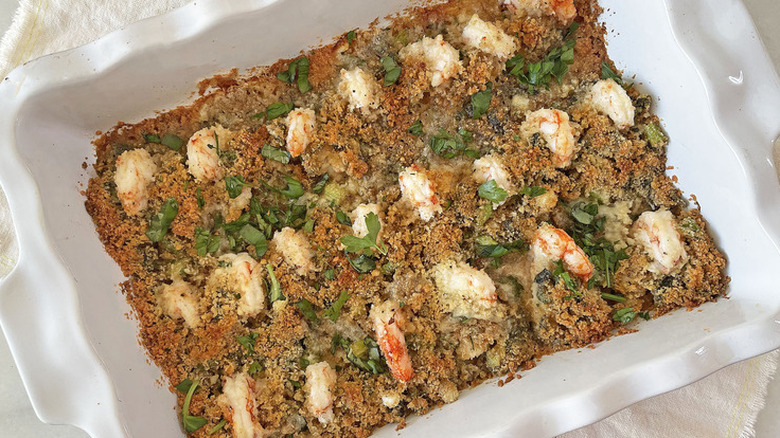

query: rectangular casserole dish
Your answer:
[1,0,779,436]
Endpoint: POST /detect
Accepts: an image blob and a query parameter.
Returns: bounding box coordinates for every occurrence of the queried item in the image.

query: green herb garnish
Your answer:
[181,381,208,433]
[195,188,204,209]
[312,173,330,194]
[266,263,285,303]
[146,198,178,242]
[478,180,508,204]
[340,213,387,255]
[381,56,402,87]
[225,175,249,198]
[143,133,161,143]
[521,186,547,198]
[553,260,581,299]
[239,224,268,258]
[612,307,650,323]
[175,378,194,394]
[323,268,335,281]
[601,292,627,303]
[296,299,319,323]
[408,120,423,136]
[208,419,227,435]
[276,57,311,93]
[347,254,375,273]
[644,122,667,148]
[429,128,473,158]
[161,134,185,151]
[279,176,304,199]
[471,82,492,119]
[265,102,294,120]
[324,291,350,322]
[475,236,528,259]
[347,30,356,44]
[237,332,259,354]
[261,144,291,164]
[507,22,578,93]
[336,210,352,226]
[332,335,387,374]
[194,227,221,256]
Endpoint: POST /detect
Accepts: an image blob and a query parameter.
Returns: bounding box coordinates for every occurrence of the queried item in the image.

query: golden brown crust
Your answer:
[84,0,728,436]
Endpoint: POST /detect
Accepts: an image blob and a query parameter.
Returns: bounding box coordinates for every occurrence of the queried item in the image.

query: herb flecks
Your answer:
[146,198,178,242]
[181,381,208,433]
[507,22,578,93]
[381,56,402,87]
[276,57,312,93]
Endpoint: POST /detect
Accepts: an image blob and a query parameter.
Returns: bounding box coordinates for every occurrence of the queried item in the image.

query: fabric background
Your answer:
[0,1,777,437]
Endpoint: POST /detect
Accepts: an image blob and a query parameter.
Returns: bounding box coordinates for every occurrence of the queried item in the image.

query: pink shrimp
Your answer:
[532,223,594,281]
[285,108,316,158]
[398,164,442,221]
[371,300,414,383]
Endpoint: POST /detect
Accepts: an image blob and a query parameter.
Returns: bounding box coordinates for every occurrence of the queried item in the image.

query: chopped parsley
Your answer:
[521,186,547,198]
[506,22,578,93]
[143,133,161,143]
[181,381,207,433]
[248,361,263,376]
[381,56,402,87]
[237,332,259,354]
[175,378,194,394]
[340,212,387,255]
[324,291,350,322]
[601,292,627,303]
[478,180,508,204]
[195,188,204,209]
[347,254,375,273]
[613,307,650,323]
[475,235,527,259]
[208,419,227,435]
[336,210,352,226]
[296,299,319,323]
[567,201,630,288]
[225,175,249,198]
[407,120,423,136]
[145,198,178,242]
[262,101,294,120]
[323,268,335,281]
[553,260,581,299]
[261,144,291,164]
[266,264,285,303]
[600,61,633,89]
[470,82,492,119]
[194,227,221,256]
[239,224,268,258]
[312,173,330,194]
[276,57,312,93]
[279,176,304,199]
[347,30,356,44]
[161,134,185,151]
[332,334,387,374]
[429,128,476,158]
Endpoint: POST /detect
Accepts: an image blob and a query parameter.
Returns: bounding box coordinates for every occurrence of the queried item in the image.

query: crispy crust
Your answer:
[84,0,728,436]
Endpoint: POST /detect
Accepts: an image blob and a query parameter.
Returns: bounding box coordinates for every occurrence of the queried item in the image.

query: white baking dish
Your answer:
[1,0,779,437]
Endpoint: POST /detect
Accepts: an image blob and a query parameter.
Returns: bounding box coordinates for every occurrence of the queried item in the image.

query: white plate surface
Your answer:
[0,0,779,437]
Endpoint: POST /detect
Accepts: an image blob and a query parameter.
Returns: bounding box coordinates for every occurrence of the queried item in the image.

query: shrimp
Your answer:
[114,149,156,216]
[272,227,316,276]
[214,253,266,318]
[461,15,517,60]
[399,34,462,87]
[398,165,442,221]
[632,209,689,274]
[433,261,500,321]
[186,125,230,181]
[502,0,576,22]
[473,154,515,208]
[532,223,594,281]
[588,78,635,129]
[217,372,264,438]
[350,203,381,238]
[338,68,380,110]
[304,362,337,424]
[371,300,414,383]
[524,108,576,168]
[285,108,316,158]
[158,278,200,329]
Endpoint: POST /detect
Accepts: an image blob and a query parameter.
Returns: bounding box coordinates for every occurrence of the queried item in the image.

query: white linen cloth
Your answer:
[0,1,777,437]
